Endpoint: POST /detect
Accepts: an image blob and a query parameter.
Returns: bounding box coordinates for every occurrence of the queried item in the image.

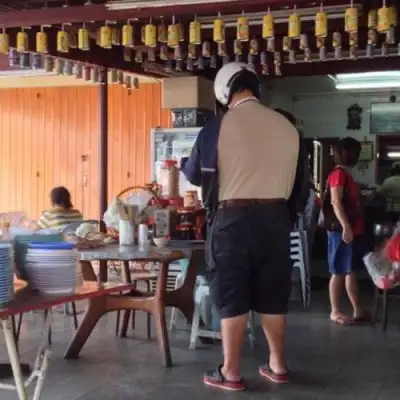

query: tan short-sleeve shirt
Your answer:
[218,100,299,201]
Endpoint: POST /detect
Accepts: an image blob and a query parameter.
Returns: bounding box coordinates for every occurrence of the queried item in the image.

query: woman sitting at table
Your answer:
[37,186,83,231]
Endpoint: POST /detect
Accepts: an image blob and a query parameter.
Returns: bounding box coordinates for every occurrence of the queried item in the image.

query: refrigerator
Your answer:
[150,127,202,198]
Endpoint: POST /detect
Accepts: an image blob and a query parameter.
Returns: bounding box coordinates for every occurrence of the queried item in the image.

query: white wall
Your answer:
[262,76,400,185]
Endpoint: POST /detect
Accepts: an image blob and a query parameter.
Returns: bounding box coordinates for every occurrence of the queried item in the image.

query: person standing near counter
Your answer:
[323,138,368,325]
[379,162,400,221]
[182,62,309,391]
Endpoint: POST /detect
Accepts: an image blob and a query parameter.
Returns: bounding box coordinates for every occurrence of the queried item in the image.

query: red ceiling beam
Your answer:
[0,0,314,28]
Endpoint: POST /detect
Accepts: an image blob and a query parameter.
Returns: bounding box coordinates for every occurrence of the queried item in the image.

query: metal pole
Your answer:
[99,68,108,230]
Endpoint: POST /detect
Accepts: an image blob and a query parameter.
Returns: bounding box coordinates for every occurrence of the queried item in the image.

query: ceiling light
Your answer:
[335,81,400,90]
[387,152,400,159]
[337,71,400,80]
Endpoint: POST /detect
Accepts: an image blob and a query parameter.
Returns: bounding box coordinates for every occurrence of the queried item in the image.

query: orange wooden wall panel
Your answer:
[0,86,100,220]
[0,82,171,221]
[107,83,171,200]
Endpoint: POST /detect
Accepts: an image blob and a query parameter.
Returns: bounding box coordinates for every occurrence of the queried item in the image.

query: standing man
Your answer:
[182,63,308,391]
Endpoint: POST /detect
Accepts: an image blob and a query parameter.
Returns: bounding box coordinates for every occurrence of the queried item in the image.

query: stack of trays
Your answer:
[0,243,14,305]
[26,242,80,295]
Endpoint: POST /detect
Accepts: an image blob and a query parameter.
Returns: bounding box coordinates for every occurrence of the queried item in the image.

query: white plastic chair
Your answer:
[189,282,256,350]
[290,230,311,308]
[60,220,98,235]
[170,273,256,349]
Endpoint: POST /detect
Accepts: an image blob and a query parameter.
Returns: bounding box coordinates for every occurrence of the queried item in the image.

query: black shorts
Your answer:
[206,202,293,319]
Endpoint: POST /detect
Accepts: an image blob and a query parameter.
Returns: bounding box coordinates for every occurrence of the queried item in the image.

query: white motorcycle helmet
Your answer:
[214,62,260,106]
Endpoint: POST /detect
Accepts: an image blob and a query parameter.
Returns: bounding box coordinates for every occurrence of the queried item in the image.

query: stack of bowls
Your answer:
[13,234,63,280]
[25,242,80,295]
[0,243,14,305]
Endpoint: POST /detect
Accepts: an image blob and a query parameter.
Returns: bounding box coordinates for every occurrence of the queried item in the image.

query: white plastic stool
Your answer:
[189,284,256,350]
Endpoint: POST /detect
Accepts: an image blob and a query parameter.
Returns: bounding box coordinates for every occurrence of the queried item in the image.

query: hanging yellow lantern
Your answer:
[262,13,274,39]
[315,10,328,37]
[57,29,69,53]
[368,9,378,28]
[16,30,29,53]
[189,20,201,45]
[145,23,157,47]
[344,7,358,33]
[158,23,167,43]
[288,11,301,38]
[237,16,249,41]
[388,5,397,26]
[36,30,48,53]
[122,23,134,47]
[213,16,225,43]
[100,25,112,48]
[78,26,90,51]
[167,23,179,48]
[0,30,9,54]
[377,6,390,32]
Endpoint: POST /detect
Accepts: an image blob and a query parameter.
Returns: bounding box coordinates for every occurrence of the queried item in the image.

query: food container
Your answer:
[138,223,149,245]
[184,190,199,208]
[176,224,195,241]
[159,160,179,198]
[177,207,196,226]
[154,209,170,238]
[119,220,134,245]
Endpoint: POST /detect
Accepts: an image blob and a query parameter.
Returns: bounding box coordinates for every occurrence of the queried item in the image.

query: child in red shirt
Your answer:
[326,138,368,325]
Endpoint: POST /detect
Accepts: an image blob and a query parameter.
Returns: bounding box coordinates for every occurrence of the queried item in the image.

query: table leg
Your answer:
[64,296,107,359]
[1,318,28,400]
[80,261,97,282]
[98,260,108,283]
[65,292,173,367]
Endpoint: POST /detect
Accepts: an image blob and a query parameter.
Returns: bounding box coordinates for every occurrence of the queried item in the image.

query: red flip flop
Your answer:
[259,365,290,384]
[203,365,246,392]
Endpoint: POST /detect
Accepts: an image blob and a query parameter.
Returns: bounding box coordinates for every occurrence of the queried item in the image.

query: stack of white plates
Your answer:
[0,244,14,304]
[26,242,80,295]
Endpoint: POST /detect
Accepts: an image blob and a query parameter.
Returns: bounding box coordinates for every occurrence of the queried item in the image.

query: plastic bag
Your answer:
[103,198,123,230]
[364,249,400,290]
[125,191,152,220]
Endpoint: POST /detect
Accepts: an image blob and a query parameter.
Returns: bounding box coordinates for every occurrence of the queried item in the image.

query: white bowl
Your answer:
[153,237,168,248]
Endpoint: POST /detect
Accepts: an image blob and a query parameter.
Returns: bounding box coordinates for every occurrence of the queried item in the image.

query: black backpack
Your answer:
[287,134,310,224]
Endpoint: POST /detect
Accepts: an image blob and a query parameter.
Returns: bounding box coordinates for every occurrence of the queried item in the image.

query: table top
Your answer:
[79,242,204,262]
[0,281,134,318]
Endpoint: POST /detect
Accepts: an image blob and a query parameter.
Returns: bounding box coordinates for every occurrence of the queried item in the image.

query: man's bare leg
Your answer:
[220,313,248,380]
[260,314,287,374]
